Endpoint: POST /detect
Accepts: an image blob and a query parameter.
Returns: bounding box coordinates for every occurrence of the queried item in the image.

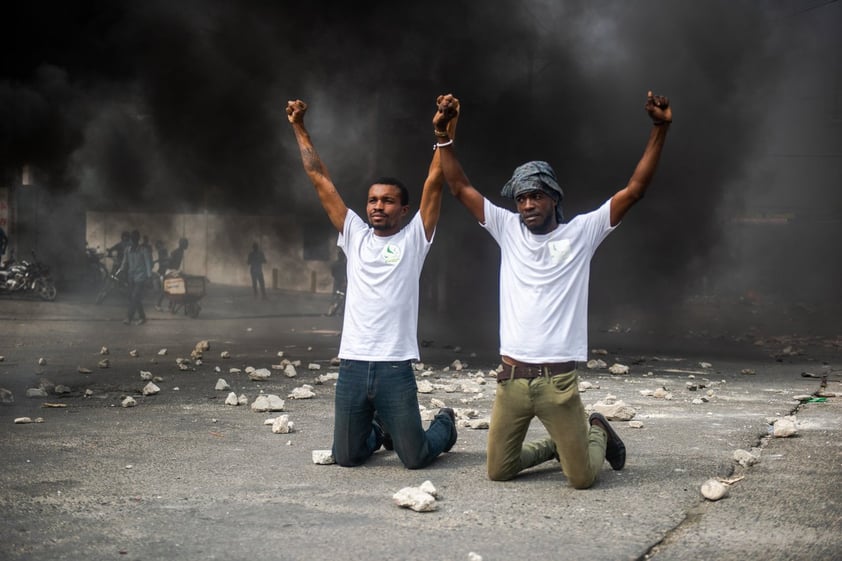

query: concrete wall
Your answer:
[86,211,338,293]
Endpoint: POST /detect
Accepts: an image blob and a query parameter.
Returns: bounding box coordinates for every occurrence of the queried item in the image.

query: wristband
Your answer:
[434,129,449,138]
[432,139,454,151]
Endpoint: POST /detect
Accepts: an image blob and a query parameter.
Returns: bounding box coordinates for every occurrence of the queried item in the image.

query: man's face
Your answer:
[515,190,558,234]
[367,183,408,236]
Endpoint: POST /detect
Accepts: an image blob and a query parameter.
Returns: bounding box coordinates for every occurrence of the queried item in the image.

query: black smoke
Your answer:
[2,0,840,335]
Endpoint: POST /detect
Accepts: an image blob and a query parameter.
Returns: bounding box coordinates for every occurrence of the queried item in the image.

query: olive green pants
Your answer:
[487,369,607,489]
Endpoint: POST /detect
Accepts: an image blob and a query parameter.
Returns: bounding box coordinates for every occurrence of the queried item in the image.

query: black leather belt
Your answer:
[497,360,576,382]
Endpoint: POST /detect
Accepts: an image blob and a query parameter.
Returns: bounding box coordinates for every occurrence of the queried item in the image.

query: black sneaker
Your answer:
[589,412,626,470]
[438,407,458,452]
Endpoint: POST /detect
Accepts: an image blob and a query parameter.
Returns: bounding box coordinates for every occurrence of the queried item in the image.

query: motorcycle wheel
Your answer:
[36,278,57,301]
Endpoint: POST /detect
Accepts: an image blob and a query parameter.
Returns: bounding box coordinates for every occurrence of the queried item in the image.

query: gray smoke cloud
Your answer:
[2,0,839,333]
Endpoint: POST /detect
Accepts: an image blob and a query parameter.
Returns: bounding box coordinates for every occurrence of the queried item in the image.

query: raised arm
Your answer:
[286,100,348,233]
[419,95,460,241]
[609,91,672,227]
[432,94,486,224]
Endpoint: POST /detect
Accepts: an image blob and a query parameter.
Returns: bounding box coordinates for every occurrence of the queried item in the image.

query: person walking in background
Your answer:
[433,90,672,488]
[118,230,152,325]
[153,240,170,311]
[247,242,267,300]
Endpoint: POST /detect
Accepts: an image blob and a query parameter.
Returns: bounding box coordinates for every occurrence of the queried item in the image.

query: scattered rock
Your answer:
[140,370,153,381]
[142,382,160,396]
[14,417,33,424]
[250,394,285,412]
[628,420,645,429]
[0,388,13,403]
[772,416,798,438]
[77,367,92,374]
[157,348,167,356]
[26,388,48,398]
[248,368,271,381]
[98,359,110,369]
[215,379,230,391]
[289,385,316,400]
[121,396,137,408]
[393,484,437,512]
[100,347,109,355]
[283,364,297,378]
[220,351,231,359]
[312,450,335,465]
[54,385,71,395]
[417,380,435,394]
[733,449,760,467]
[224,392,239,406]
[608,363,629,375]
[701,478,729,501]
[129,349,139,357]
[590,397,636,421]
[307,363,321,371]
[271,415,294,434]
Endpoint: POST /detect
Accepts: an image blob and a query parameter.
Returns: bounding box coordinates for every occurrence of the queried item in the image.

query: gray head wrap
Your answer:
[500,161,564,222]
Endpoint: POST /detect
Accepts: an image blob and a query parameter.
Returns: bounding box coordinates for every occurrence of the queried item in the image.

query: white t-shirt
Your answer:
[337,210,432,361]
[482,198,616,362]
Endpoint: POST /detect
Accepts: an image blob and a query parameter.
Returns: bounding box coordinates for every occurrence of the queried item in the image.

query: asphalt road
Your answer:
[0,286,840,561]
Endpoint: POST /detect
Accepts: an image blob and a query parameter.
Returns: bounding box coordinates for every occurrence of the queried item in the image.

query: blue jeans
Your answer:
[332,359,455,469]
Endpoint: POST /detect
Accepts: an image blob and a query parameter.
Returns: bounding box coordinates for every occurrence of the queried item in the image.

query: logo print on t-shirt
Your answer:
[548,239,572,265]
[382,243,401,265]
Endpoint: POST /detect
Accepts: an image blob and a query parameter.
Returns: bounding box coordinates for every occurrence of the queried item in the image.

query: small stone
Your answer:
[307,363,321,370]
[129,349,139,357]
[419,480,437,497]
[220,351,231,359]
[26,388,48,398]
[195,340,210,352]
[628,420,645,429]
[229,367,242,374]
[157,348,167,356]
[733,449,760,467]
[121,396,137,408]
[100,347,109,355]
[608,363,629,375]
[248,368,271,381]
[54,385,71,394]
[591,399,636,421]
[312,450,335,465]
[14,417,33,424]
[393,486,437,512]
[699,362,712,369]
[142,382,160,396]
[288,386,315,400]
[224,392,239,406]
[700,478,729,501]
[417,380,435,394]
[284,364,297,378]
[38,357,48,366]
[271,415,294,434]
[237,394,248,405]
[215,379,231,391]
[451,359,464,371]
[140,370,153,381]
[98,359,110,369]
[773,417,798,438]
[251,394,285,412]
[77,366,92,374]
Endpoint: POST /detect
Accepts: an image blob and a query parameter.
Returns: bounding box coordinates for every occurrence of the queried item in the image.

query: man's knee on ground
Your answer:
[487,464,518,481]
[567,473,597,490]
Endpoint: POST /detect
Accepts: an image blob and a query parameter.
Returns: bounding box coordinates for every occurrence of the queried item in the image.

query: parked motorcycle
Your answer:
[0,251,58,301]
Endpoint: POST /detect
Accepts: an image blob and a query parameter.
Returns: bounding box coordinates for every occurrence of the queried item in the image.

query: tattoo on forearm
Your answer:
[301,146,326,175]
